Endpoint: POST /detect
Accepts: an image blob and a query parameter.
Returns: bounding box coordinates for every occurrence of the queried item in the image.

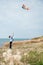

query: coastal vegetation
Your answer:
[0,36,43,65]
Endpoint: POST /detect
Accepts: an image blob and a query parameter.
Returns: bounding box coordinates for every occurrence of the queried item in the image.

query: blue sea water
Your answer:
[0,38,29,47]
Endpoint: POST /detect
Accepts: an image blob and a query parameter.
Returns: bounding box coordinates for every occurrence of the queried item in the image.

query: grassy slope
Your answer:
[0,36,43,65]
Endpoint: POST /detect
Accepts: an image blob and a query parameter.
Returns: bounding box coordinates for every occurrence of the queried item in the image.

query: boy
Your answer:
[9,33,14,49]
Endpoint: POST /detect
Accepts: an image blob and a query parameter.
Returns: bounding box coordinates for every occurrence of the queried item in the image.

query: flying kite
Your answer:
[22,4,30,10]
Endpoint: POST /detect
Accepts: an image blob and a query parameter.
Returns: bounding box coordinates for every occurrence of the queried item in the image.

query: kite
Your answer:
[22,4,30,10]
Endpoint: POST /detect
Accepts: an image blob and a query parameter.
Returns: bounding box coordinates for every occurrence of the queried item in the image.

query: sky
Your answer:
[0,0,43,38]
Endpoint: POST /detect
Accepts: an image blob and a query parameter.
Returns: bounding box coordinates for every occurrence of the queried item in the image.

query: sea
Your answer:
[0,38,29,47]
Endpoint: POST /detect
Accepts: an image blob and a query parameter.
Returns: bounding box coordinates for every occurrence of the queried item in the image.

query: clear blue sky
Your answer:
[0,0,43,38]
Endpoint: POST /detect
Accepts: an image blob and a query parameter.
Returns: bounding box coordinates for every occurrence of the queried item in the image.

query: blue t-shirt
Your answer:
[9,36,14,42]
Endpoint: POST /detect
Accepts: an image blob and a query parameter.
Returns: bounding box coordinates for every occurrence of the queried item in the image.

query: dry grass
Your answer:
[0,36,43,65]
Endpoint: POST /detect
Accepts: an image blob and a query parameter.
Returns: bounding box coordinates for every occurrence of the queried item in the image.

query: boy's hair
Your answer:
[9,35,10,38]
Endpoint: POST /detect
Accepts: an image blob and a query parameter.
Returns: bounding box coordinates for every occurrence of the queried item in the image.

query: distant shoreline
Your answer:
[0,38,29,47]
[0,36,43,47]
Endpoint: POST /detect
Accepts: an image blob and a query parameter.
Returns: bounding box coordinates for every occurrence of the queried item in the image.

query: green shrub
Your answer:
[21,51,43,65]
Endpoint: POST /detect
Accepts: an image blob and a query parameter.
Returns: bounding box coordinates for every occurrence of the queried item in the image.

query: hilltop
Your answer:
[0,36,43,65]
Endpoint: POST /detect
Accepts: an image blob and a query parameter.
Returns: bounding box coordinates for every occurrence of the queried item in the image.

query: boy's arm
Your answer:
[12,32,14,37]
